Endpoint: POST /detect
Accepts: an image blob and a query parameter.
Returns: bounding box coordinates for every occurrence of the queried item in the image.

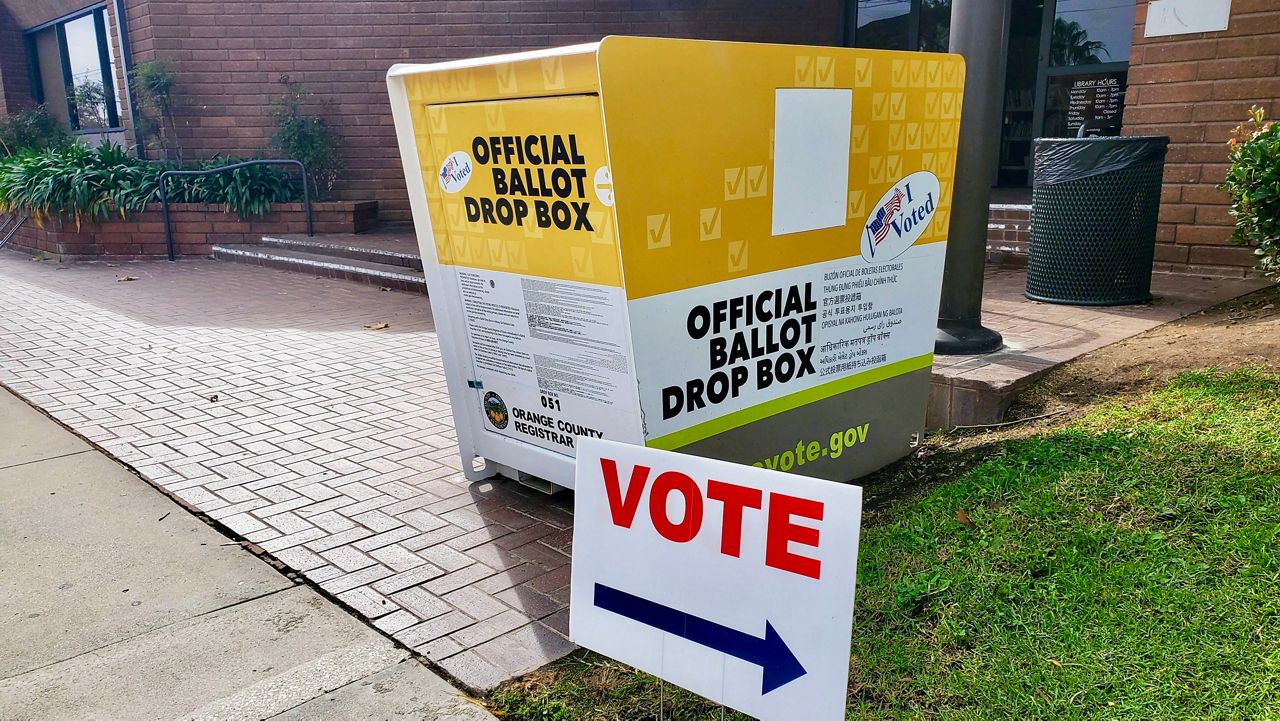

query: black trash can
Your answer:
[1026,136,1169,306]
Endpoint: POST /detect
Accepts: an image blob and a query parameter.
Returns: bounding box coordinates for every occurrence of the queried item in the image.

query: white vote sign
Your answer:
[570,438,862,721]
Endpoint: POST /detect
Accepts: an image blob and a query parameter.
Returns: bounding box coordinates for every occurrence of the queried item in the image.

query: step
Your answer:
[212,244,427,294]
[260,233,423,271]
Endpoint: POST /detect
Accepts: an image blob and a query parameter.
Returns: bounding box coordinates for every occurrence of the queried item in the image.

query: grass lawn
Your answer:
[492,369,1280,720]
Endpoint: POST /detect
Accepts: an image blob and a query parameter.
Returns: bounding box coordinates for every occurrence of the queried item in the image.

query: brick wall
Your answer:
[986,204,1031,267]
[1123,0,1280,275]
[0,3,30,115]
[124,0,842,221]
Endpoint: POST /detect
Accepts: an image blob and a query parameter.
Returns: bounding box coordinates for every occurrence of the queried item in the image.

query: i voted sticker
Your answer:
[438,150,474,194]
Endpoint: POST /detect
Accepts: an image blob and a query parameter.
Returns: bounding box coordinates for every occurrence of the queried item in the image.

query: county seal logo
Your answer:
[482,391,509,429]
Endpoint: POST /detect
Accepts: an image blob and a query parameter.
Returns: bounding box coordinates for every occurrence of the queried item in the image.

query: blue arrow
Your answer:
[593,583,806,694]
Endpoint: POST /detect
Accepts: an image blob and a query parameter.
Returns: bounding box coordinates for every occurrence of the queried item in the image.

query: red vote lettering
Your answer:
[765,493,824,580]
[707,479,762,557]
[601,457,650,528]
[599,459,826,580]
[649,471,703,543]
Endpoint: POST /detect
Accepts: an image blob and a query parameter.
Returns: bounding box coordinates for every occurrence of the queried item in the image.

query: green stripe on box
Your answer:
[645,353,934,451]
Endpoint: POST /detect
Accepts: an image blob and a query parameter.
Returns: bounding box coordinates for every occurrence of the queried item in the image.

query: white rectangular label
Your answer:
[1145,0,1232,37]
[630,241,946,445]
[771,88,853,236]
[452,267,642,454]
[570,438,862,721]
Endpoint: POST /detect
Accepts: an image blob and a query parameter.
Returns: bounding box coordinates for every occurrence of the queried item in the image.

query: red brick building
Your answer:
[0,0,1275,275]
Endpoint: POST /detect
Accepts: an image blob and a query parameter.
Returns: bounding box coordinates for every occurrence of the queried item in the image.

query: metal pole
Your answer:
[299,161,314,237]
[159,172,175,262]
[934,0,1010,355]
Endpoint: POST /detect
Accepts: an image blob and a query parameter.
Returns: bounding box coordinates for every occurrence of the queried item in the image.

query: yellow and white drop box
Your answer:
[387,37,964,489]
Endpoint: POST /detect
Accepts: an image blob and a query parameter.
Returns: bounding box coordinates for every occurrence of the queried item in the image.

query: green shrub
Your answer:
[1219,105,1280,276]
[166,156,301,217]
[0,143,302,224]
[0,106,71,157]
[270,77,342,199]
[129,60,180,161]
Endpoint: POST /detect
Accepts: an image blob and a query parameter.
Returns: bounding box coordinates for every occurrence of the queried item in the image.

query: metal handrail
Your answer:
[0,213,28,250]
[158,159,312,262]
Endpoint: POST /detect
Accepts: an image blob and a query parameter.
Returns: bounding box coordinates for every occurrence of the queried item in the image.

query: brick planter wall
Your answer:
[986,204,1032,268]
[8,201,378,260]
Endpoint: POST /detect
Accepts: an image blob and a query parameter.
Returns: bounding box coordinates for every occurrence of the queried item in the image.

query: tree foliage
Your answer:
[269,77,342,199]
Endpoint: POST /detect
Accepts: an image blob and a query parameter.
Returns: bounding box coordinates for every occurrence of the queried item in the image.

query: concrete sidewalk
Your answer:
[0,388,494,721]
[0,255,576,691]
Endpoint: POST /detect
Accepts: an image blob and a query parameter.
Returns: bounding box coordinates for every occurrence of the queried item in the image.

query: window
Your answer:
[24,5,122,132]
[850,0,952,53]
[855,0,911,50]
[1050,0,1137,67]
[1040,0,1136,143]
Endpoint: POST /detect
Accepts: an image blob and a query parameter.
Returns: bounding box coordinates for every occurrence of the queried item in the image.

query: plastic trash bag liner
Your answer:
[1034,136,1169,187]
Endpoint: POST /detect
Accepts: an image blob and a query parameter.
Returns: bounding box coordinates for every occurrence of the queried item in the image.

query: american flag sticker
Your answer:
[861,172,940,264]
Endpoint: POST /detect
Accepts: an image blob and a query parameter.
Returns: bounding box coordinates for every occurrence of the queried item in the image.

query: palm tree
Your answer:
[1051,18,1109,66]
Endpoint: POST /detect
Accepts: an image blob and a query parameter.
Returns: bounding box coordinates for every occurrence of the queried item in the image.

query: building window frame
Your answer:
[1031,0,1132,140]
[846,0,952,52]
[23,3,122,133]
[846,0,921,50]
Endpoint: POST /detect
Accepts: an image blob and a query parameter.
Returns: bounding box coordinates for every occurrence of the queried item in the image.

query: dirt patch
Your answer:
[1013,282,1280,416]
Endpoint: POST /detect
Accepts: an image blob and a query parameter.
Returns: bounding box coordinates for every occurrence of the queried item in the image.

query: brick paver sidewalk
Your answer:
[0,254,574,691]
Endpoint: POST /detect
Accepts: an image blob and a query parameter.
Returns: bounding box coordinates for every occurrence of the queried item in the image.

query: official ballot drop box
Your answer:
[387,37,964,489]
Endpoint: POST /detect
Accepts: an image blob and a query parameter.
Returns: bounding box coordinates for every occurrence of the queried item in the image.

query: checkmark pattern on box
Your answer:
[506,239,528,270]
[415,48,969,299]
[571,246,594,277]
[699,207,721,241]
[846,190,865,220]
[851,125,869,154]
[541,58,565,90]
[727,240,748,272]
[484,106,506,131]
[589,210,613,245]
[646,214,671,249]
[891,59,909,85]
[855,58,872,87]
[487,238,508,268]
[746,165,767,198]
[495,63,518,94]
[449,234,469,263]
[405,48,597,105]
[909,59,925,86]
[724,167,745,200]
[889,124,906,151]
[794,55,836,87]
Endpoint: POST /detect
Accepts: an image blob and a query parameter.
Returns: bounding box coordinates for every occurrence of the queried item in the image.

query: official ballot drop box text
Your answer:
[387,37,965,489]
